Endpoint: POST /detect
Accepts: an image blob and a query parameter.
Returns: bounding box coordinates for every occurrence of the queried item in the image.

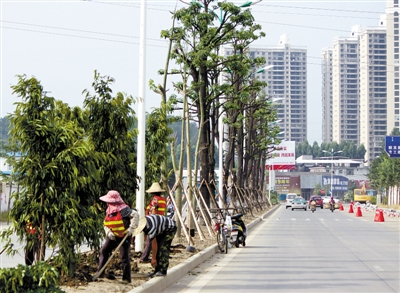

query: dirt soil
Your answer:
[60,207,269,293]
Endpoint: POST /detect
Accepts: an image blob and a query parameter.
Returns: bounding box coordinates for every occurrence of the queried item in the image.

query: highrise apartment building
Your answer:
[249,35,308,143]
[359,23,387,163]
[386,0,400,133]
[321,48,333,143]
[331,28,360,145]
[322,22,387,164]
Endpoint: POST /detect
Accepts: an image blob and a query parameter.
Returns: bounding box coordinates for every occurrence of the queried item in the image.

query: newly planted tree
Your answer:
[161,1,268,207]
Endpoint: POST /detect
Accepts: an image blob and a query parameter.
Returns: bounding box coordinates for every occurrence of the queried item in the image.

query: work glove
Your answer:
[107,231,116,241]
[104,226,116,241]
[127,227,135,236]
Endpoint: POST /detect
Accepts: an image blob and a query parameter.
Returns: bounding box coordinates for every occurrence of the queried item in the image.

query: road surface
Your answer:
[163,205,400,293]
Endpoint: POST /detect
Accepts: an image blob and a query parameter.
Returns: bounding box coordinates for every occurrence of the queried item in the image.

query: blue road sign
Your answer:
[385,136,400,158]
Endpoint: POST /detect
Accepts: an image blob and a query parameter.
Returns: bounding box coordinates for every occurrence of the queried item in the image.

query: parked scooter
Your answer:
[310,200,316,213]
[229,214,247,247]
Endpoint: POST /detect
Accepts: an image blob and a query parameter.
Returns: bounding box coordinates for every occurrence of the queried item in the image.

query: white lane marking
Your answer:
[291,218,296,221]
[374,266,384,271]
[305,218,310,221]
[347,219,353,221]
[335,219,339,221]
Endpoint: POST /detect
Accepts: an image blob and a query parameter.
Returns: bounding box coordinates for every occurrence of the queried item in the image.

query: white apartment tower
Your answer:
[386,0,400,133]
[359,21,387,163]
[249,35,308,143]
[323,22,387,163]
[321,48,333,142]
[331,27,360,145]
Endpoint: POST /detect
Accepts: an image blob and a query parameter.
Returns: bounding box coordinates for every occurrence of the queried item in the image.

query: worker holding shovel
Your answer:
[95,190,146,283]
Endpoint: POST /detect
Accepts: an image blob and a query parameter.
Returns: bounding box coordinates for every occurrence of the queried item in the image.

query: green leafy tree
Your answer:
[313,183,322,195]
[145,103,177,196]
[162,1,268,206]
[83,72,139,206]
[4,75,101,276]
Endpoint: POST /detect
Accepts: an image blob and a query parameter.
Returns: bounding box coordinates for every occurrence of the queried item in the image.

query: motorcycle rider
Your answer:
[330,195,335,210]
[310,199,316,211]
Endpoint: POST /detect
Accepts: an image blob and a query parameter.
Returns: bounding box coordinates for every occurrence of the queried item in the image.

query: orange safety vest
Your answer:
[104,211,127,237]
[146,195,166,215]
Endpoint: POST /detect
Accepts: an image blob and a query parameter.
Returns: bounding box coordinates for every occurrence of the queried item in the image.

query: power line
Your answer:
[1,26,167,47]
[258,3,383,15]
[255,10,378,20]
[1,20,166,43]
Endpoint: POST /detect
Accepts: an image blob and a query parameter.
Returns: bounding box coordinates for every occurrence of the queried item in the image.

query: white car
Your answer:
[323,196,340,204]
[285,193,297,209]
[291,197,307,211]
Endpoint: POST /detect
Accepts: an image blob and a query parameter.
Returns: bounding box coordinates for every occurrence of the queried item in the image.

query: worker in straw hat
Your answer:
[138,182,167,263]
[96,190,146,283]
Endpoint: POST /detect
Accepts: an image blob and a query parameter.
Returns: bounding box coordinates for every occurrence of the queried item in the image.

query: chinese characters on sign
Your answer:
[385,136,400,158]
[275,175,301,194]
[266,141,296,170]
[322,176,349,191]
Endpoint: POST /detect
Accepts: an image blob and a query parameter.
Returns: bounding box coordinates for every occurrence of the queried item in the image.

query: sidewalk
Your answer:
[128,205,281,293]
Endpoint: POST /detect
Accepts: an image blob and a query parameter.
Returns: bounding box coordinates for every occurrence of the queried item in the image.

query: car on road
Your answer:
[291,197,307,211]
[285,193,297,209]
[309,196,323,209]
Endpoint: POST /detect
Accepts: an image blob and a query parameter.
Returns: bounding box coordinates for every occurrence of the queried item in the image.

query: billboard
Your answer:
[266,141,296,170]
[322,175,349,192]
[275,175,301,195]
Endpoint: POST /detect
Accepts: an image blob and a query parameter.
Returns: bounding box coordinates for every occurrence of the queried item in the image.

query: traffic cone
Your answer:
[356,206,362,217]
[374,209,385,222]
[339,203,344,211]
[348,204,354,213]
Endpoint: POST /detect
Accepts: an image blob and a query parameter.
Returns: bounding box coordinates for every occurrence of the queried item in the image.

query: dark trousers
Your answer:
[154,227,177,274]
[97,235,132,282]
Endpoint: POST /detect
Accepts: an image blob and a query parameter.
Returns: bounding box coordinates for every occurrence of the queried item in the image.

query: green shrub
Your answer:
[0,262,65,293]
[268,191,279,205]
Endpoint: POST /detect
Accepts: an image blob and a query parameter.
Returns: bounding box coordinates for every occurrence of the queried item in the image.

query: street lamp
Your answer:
[322,149,342,196]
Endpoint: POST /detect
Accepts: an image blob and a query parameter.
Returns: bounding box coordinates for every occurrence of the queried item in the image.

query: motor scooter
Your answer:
[330,202,335,212]
[229,213,247,247]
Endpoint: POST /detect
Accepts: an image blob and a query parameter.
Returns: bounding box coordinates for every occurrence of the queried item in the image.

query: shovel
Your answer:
[92,233,130,281]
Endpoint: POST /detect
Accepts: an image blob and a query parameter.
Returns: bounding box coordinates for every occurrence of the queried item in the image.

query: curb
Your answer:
[128,204,280,293]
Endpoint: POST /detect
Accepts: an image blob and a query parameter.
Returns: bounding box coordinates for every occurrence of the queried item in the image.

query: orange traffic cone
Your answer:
[348,204,354,213]
[356,206,362,217]
[374,209,385,222]
[339,203,344,211]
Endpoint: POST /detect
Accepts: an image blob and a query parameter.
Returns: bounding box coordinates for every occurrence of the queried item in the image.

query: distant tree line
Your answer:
[296,140,366,160]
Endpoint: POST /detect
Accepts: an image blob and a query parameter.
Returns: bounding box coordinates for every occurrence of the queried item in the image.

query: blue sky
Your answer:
[1,0,386,144]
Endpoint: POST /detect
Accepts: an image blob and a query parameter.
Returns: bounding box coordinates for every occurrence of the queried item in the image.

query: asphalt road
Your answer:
[163,205,400,293]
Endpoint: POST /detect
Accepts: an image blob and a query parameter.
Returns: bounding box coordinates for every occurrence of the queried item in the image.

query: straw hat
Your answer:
[130,217,147,237]
[146,182,165,193]
[99,190,124,203]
